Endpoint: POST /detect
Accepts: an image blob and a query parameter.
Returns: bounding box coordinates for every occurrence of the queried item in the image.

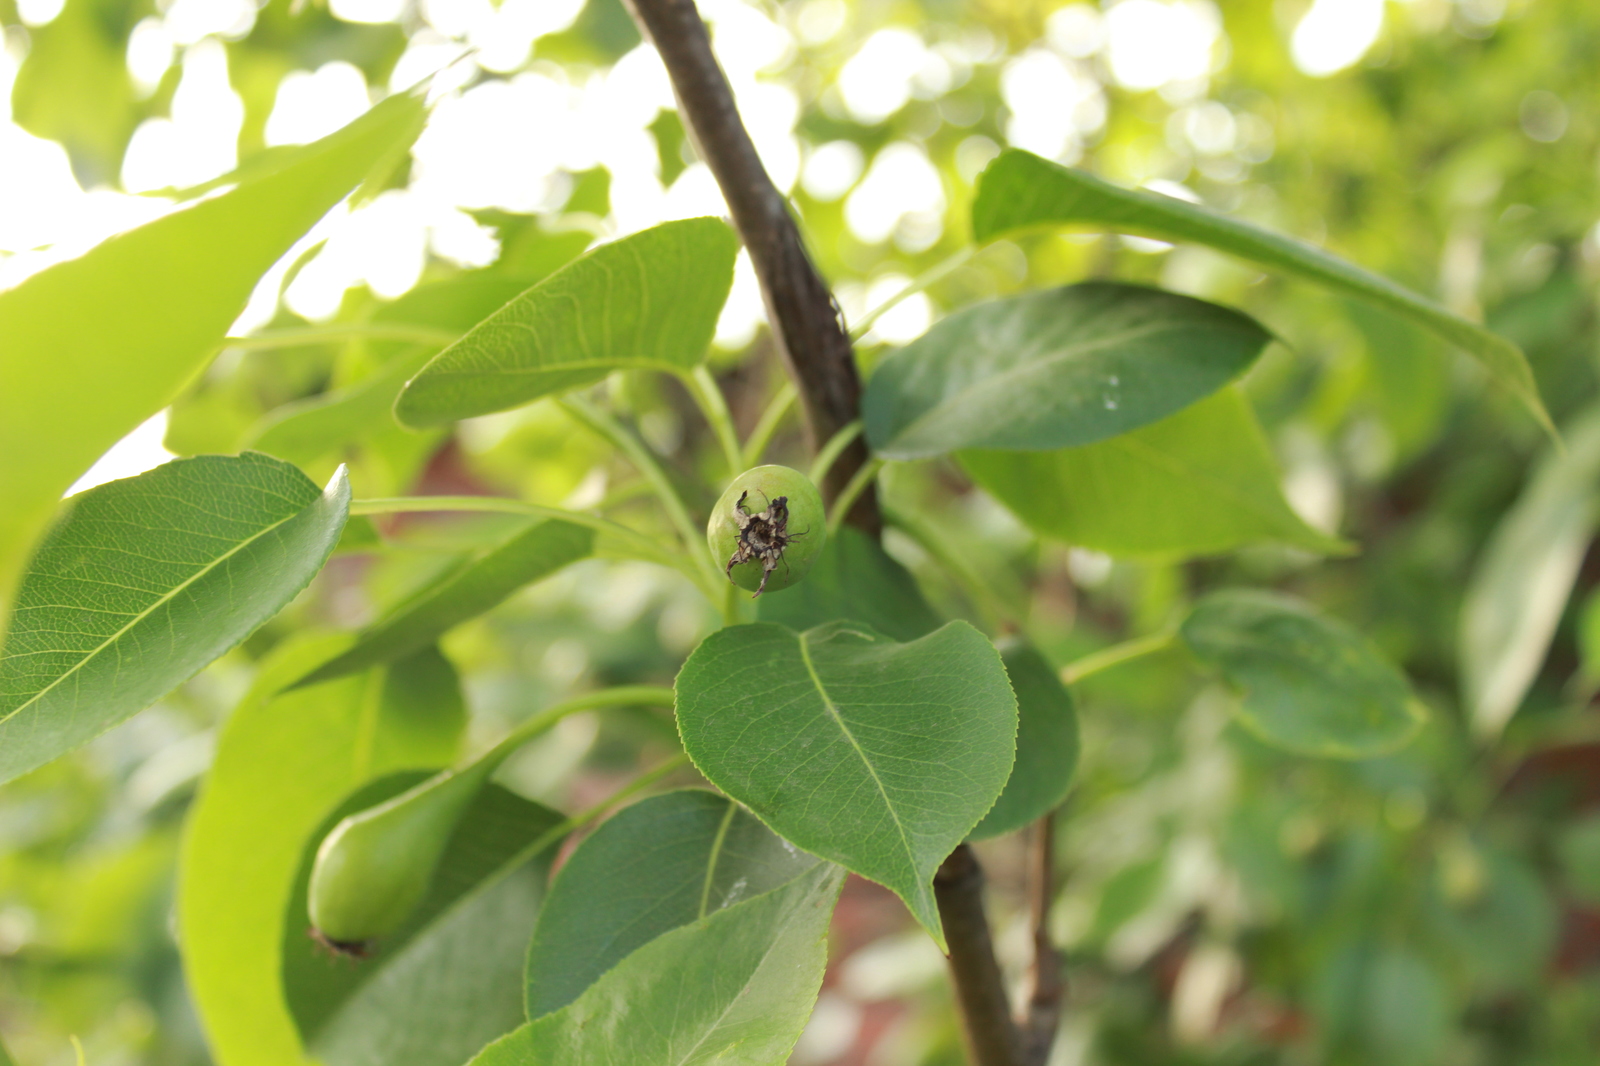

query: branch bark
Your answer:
[935,844,1026,1066]
[622,0,879,533]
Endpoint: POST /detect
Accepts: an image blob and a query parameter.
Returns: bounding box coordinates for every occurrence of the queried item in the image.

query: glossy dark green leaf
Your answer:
[181,640,465,1066]
[283,776,565,1066]
[969,639,1079,840]
[675,620,1016,946]
[863,282,1270,460]
[395,218,739,427]
[971,149,1550,435]
[297,518,593,686]
[757,525,942,642]
[1459,403,1600,738]
[0,453,348,785]
[471,862,844,1066]
[0,90,427,638]
[250,275,534,466]
[525,789,817,1019]
[1181,590,1425,758]
[962,388,1346,558]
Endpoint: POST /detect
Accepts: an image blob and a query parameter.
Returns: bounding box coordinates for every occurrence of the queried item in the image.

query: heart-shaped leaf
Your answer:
[525,789,817,1019]
[0,89,426,638]
[863,282,1271,460]
[969,639,1079,840]
[0,452,349,784]
[181,641,465,1066]
[283,776,565,1066]
[756,525,942,642]
[675,620,1016,946]
[296,517,593,686]
[971,149,1551,436]
[470,862,844,1066]
[395,217,739,427]
[1181,590,1425,758]
[962,388,1347,558]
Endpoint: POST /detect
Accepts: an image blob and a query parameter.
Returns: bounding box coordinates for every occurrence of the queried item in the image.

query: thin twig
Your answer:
[622,0,879,534]
[1017,816,1064,1064]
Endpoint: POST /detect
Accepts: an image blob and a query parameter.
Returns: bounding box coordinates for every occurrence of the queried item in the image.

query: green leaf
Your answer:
[969,639,1079,840]
[863,282,1271,459]
[675,620,1016,947]
[250,276,533,466]
[471,862,844,1066]
[961,388,1346,558]
[1556,813,1600,906]
[1459,403,1600,738]
[283,776,565,1066]
[395,218,740,427]
[0,89,427,639]
[525,789,817,1019]
[757,525,942,642]
[295,518,594,686]
[1181,590,1425,758]
[180,640,465,1066]
[0,453,349,785]
[971,149,1551,435]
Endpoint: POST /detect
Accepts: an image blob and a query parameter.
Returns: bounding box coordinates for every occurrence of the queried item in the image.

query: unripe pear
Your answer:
[706,465,826,596]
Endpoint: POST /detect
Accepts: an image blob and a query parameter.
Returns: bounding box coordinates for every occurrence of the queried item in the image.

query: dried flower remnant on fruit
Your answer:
[724,490,805,597]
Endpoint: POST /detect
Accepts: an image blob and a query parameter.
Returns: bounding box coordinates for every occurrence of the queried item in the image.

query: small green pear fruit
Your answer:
[706,465,826,596]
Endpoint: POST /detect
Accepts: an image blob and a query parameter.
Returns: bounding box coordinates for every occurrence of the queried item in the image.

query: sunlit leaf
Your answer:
[0,453,349,785]
[180,640,465,1066]
[1460,403,1600,738]
[962,388,1346,558]
[524,789,816,1019]
[295,518,593,686]
[395,217,739,427]
[283,776,564,1066]
[972,147,1548,435]
[863,282,1270,460]
[675,620,1015,947]
[969,639,1078,840]
[0,89,427,639]
[971,149,1551,435]
[1181,589,1424,758]
[470,863,844,1066]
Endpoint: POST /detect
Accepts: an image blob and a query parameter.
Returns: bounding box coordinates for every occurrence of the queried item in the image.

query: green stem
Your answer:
[558,396,722,591]
[882,502,1014,633]
[827,457,885,537]
[685,365,744,480]
[742,382,798,467]
[349,495,703,588]
[848,246,975,341]
[809,419,863,487]
[1059,631,1179,685]
[224,323,460,350]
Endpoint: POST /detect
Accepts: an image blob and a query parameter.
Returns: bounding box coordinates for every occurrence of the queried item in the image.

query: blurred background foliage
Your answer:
[2,0,1600,1063]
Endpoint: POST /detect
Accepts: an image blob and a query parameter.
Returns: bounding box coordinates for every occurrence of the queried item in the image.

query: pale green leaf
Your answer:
[1460,403,1600,738]
[863,282,1270,459]
[0,453,349,784]
[971,149,1550,435]
[962,388,1346,558]
[471,862,844,1066]
[296,518,593,686]
[969,639,1078,840]
[180,641,465,1066]
[524,789,817,1020]
[1181,590,1425,758]
[675,620,1016,947]
[0,90,427,639]
[395,218,739,427]
[283,776,564,1066]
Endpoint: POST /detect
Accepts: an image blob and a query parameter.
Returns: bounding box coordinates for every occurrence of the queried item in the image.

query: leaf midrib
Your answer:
[794,631,918,882]
[697,801,738,921]
[0,495,315,723]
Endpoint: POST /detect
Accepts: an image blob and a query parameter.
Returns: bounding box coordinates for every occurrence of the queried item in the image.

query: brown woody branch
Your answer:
[1018,816,1065,1064]
[935,845,1026,1066]
[621,0,879,534]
